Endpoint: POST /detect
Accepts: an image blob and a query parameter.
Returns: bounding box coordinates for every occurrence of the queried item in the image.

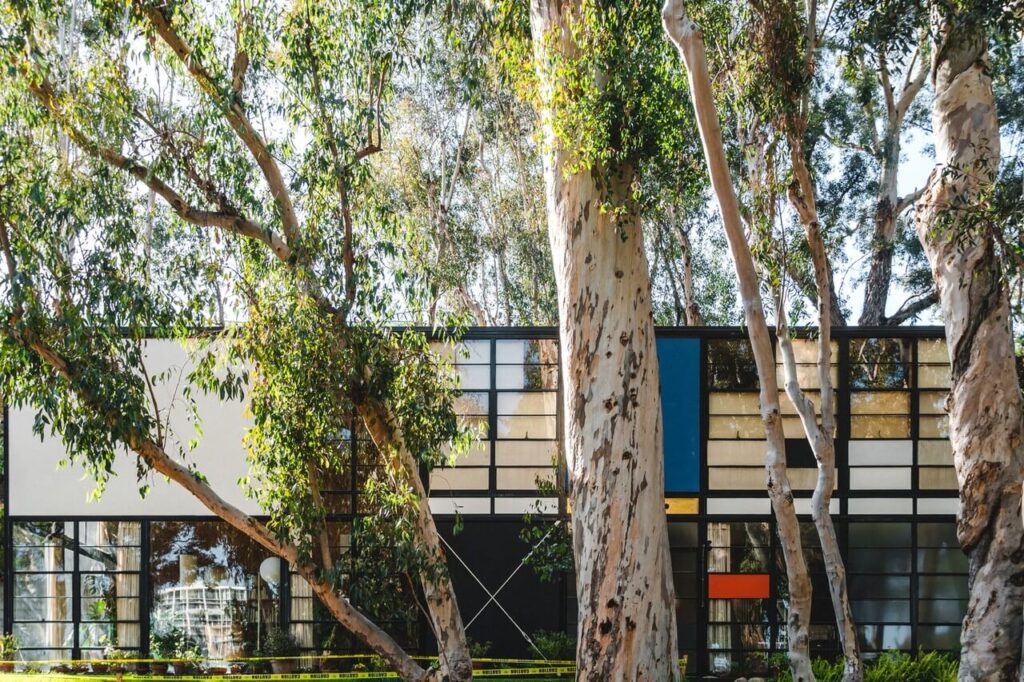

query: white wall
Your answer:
[8,339,262,517]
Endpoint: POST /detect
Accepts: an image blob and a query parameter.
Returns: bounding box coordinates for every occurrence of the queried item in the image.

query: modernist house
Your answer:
[2,326,964,675]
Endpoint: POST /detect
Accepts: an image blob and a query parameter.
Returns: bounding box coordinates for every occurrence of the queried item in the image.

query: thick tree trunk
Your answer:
[359,400,474,682]
[914,13,1024,681]
[661,7,814,680]
[530,4,681,678]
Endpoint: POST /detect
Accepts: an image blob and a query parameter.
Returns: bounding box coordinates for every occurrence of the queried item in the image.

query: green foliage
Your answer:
[0,634,19,660]
[262,628,301,658]
[530,630,575,660]
[776,651,959,682]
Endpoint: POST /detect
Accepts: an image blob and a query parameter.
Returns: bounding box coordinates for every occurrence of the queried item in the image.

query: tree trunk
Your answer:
[859,147,900,326]
[914,12,1024,681]
[670,205,704,326]
[530,3,681,678]
[359,400,474,682]
[661,7,814,679]
[786,141,862,681]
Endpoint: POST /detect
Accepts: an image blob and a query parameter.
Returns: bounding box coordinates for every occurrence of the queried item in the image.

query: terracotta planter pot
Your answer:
[90,663,110,674]
[0,661,13,673]
[269,660,296,675]
[150,662,169,675]
[319,657,341,673]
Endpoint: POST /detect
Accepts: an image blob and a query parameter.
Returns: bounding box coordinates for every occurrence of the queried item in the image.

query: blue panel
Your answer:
[657,337,701,493]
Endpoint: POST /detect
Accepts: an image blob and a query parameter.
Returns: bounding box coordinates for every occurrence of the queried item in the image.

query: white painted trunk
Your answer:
[661,6,814,679]
[360,400,473,682]
[530,3,681,678]
[914,12,1024,681]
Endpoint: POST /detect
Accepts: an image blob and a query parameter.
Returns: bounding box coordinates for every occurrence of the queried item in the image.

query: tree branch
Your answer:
[886,289,938,326]
[139,2,301,247]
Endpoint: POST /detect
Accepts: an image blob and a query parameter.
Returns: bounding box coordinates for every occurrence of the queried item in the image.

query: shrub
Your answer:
[0,634,18,660]
[531,630,575,660]
[262,628,300,658]
[777,651,958,682]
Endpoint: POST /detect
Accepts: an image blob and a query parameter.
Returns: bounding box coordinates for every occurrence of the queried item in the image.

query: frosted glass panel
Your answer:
[851,416,910,438]
[429,467,489,490]
[851,392,910,414]
[495,440,558,466]
[850,467,912,490]
[497,467,555,489]
[708,392,760,415]
[497,392,557,415]
[497,415,557,439]
[919,440,953,465]
[920,468,958,490]
[918,339,949,363]
[707,441,765,466]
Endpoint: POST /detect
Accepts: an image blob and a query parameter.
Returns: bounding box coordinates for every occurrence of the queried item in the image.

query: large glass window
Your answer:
[848,522,912,653]
[917,522,967,651]
[12,521,141,661]
[149,521,278,662]
[669,523,699,674]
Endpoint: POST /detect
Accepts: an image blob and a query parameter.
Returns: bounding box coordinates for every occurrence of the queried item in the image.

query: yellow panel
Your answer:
[774,365,839,390]
[918,364,951,388]
[918,339,950,363]
[709,392,760,416]
[775,338,840,364]
[919,391,949,415]
[919,440,953,465]
[665,498,699,514]
[787,468,821,491]
[851,391,910,414]
[708,415,763,439]
[919,415,950,439]
[920,467,958,490]
[850,415,911,438]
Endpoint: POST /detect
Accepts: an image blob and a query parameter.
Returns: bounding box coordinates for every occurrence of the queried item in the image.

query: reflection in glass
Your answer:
[150,522,278,662]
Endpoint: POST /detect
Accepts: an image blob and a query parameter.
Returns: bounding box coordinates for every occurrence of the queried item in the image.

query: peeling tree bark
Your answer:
[914,11,1024,681]
[661,6,814,680]
[530,2,680,678]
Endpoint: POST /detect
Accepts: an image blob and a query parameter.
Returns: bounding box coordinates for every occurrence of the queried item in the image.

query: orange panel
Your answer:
[708,573,770,599]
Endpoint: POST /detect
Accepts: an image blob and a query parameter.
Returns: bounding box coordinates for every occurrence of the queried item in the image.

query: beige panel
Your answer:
[794,498,839,515]
[920,467,958,490]
[917,498,959,515]
[709,392,760,416]
[429,467,489,491]
[850,467,911,490]
[919,391,949,415]
[708,467,765,490]
[494,497,558,515]
[428,497,491,515]
[441,440,491,466]
[782,416,809,438]
[848,498,913,515]
[919,440,953,466]
[851,391,910,414]
[850,416,910,438]
[919,416,950,439]
[461,415,490,438]
[778,391,834,417]
[708,415,764,439]
[495,440,558,466]
[775,339,840,364]
[497,415,557,439]
[497,391,558,415]
[706,497,771,515]
[848,440,912,466]
[497,467,555,489]
[707,440,765,466]
[917,339,950,363]
[918,365,951,388]
[788,468,822,490]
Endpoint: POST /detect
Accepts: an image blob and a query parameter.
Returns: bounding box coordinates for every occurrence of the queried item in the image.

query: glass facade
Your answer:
[2,327,966,674]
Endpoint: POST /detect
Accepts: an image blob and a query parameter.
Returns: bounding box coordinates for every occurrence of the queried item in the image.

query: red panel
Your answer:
[708,573,770,599]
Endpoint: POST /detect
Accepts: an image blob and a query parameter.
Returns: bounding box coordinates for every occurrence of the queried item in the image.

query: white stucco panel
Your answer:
[8,339,261,517]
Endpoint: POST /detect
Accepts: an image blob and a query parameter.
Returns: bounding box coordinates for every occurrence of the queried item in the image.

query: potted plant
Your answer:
[262,628,299,674]
[172,635,202,676]
[149,629,181,675]
[104,646,135,674]
[0,635,17,673]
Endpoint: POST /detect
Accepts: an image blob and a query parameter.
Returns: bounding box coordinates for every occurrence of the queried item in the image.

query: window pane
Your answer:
[707,340,758,390]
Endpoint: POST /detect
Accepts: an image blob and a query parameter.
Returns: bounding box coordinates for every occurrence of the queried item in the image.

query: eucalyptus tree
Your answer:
[664,1,864,679]
[913,3,1024,678]
[0,0,479,679]
[515,0,700,676]
[822,0,935,326]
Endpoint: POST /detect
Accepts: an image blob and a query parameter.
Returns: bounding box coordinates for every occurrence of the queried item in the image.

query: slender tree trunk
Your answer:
[530,3,680,678]
[670,205,704,326]
[786,141,862,681]
[359,400,474,682]
[661,7,814,679]
[914,12,1024,681]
